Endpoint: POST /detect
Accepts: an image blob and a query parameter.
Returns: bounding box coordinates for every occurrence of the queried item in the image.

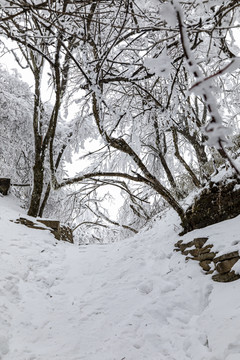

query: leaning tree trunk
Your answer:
[92,92,186,222]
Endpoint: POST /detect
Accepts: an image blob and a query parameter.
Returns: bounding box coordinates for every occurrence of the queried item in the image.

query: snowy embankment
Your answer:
[1,195,240,360]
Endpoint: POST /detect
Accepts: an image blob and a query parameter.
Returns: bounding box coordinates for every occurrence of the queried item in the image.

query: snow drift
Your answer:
[1,195,240,360]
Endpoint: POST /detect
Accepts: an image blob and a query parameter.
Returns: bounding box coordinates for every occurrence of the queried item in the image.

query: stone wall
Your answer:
[175,238,240,282]
[181,177,240,235]
[14,217,74,243]
[0,178,10,195]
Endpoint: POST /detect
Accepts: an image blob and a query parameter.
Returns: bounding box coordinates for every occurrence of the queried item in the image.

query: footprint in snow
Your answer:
[9,240,28,249]
[133,312,143,318]
[225,355,240,360]
[1,250,10,255]
[138,281,153,294]
[0,335,9,357]
[226,343,240,359]
[160,281,178,294]
[3,282,20,300]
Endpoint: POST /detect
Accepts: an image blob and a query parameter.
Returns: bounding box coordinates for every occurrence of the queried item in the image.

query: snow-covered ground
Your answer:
[1,195,240,360]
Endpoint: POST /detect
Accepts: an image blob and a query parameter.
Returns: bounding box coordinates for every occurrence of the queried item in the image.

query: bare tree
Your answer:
[1,0,239,237]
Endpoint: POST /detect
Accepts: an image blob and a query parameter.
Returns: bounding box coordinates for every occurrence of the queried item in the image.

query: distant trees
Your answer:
[0,0,76,216]
[0,0,239,241]
[0,66,33,202]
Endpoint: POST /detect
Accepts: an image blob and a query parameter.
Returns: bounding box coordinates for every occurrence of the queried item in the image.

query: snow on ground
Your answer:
[1,195,240,360]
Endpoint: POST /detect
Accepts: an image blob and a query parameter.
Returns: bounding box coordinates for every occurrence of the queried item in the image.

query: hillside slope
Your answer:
[1,195,240,360]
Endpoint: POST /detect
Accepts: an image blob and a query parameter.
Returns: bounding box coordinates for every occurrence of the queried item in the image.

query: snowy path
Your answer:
[1,196,240,360]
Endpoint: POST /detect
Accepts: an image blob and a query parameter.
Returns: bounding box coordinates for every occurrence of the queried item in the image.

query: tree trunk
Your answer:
[27,155,44,217]
[172,128,201,188]
[92,92,185,222]
[38,183,50,217]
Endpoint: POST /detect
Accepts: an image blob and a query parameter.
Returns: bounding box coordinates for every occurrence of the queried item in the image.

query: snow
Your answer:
[160,4,177,27]
[179,214,240,256]
[1,195,240,359]
[144,51,172,78]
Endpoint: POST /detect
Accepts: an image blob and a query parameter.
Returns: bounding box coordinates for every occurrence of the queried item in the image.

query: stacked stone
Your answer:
[175,237,240,282]
[181,178,240,234]
[0,178,10,195]
[14,217,74,243]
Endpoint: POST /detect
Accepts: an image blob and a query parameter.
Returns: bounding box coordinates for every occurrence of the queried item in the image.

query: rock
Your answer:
[193,237,208,248]
[183,245,212,258]
[199,260,212,272]
[215,258,239,274]
[175,233,240,283]
[0,178,10,195]
[214,251,239,263]
[186,256,198,261]
[37,220,73,242]
[175,240,197,253]
[37,219,61,240]
[60,225,74,243]
[174,240,183,247]
[181,179,240,234]
[14,217,74,243]
[15,217,47,230]
[212,271,240,283]
[38,219,60,231]
[175,240,194,251]
[199,245,213,254]
[174,238,208,253]
[188,248,201,257]
[198,252,216,261]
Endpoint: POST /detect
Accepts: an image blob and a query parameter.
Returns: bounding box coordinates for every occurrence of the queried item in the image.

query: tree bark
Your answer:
[92,92,185,222]
[28,157,44,217]
[172,128,201,188]
[27,55,45,217]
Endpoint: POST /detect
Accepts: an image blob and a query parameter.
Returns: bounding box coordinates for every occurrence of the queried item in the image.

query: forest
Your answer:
[1,1,240,359]
[0,0,240,243]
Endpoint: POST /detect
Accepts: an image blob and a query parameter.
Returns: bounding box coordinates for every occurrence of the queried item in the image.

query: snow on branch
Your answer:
[189,58,240,93]
[54,171,147,189]
[172,0,240,176]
